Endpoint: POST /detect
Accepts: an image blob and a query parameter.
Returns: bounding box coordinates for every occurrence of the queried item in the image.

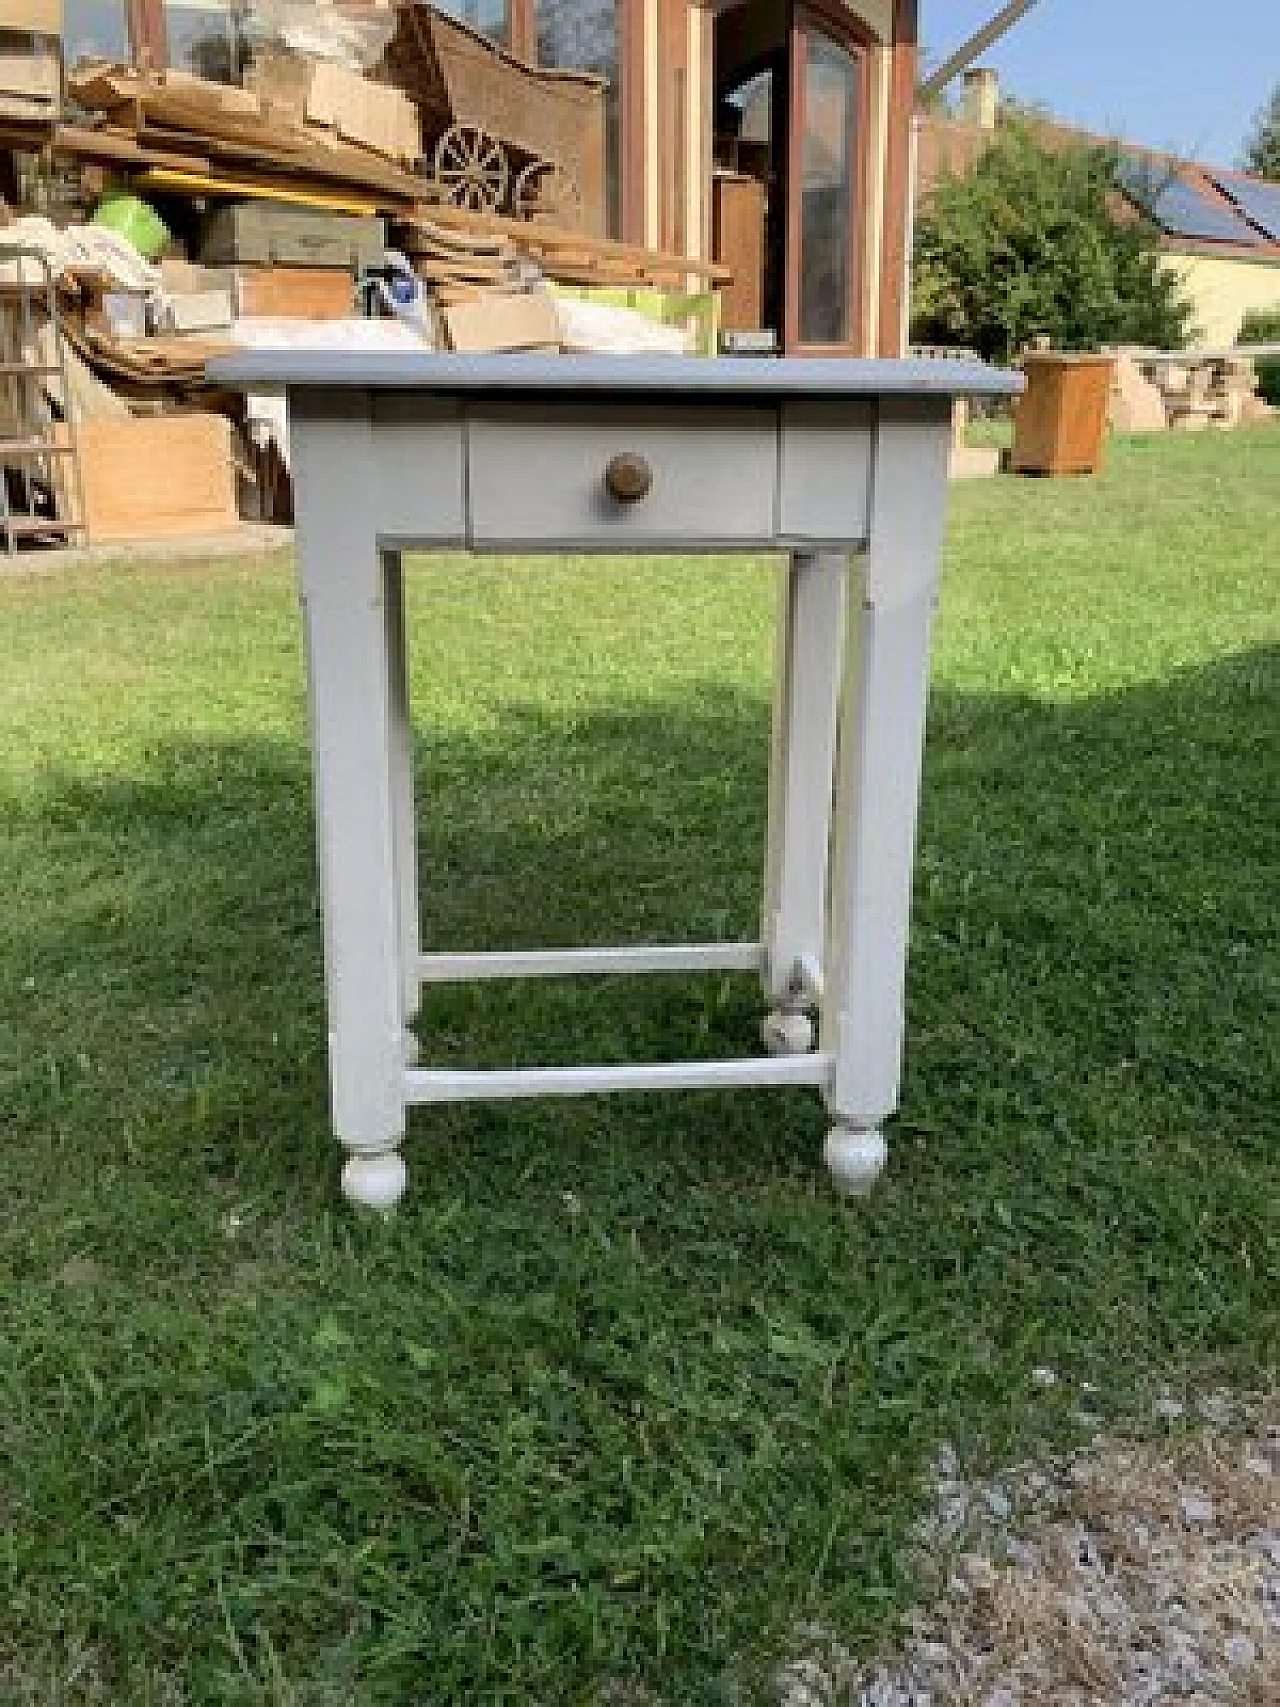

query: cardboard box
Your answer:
[234,266,356,320]
[0,30,59,117]
[442,292,561,355]
[0,0,61,33]
[160,289,235,334]
[77,415,239,542]
[307,61,419,162]
[159,258,237,297]
[162,66,261,117]
[248,48,419,164]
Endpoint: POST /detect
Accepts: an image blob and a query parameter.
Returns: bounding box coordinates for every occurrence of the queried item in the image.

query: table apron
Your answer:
[355,396,877,553]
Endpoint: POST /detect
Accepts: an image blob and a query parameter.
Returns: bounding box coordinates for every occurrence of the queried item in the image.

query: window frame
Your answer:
[782,0,872,354]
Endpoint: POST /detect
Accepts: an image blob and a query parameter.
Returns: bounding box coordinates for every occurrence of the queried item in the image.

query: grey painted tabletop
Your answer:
[207,351,1024,400]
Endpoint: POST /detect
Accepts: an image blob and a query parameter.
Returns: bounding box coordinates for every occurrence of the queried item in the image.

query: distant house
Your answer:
[917,69,1280,349]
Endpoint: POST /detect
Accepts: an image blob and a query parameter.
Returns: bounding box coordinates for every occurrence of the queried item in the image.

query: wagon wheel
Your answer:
[514,158,582,226]
[433,123,510,212]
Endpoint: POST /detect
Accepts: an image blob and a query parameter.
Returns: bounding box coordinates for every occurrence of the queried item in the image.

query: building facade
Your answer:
[63,0,920,354]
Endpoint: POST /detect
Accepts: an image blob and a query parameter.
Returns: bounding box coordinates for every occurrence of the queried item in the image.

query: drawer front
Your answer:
[466,404,779,549]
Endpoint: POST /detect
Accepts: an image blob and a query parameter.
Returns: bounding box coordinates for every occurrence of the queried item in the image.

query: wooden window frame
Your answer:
[877,0,917,355]
[509,0,535,57]
[127,0,166,67]
[783,0,873,354]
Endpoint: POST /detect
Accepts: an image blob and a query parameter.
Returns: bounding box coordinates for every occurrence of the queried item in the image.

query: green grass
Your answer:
[1,428,1277,1703]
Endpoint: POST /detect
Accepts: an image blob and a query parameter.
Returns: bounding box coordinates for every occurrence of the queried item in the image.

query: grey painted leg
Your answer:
[760,550,845,1054]
[821,401,951,1194]
[292,393,407,1210]
[384,549,421,1065]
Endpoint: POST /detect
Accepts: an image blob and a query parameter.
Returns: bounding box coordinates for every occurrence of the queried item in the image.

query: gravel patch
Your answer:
[775,1393,1279,1706]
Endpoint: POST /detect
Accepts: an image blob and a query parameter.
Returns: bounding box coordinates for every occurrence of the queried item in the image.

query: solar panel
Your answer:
[1117,156,1260,245]
[1210,173,1280,243]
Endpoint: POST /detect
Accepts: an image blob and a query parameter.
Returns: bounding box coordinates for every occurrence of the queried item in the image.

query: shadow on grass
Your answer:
[0,646,1276,1701]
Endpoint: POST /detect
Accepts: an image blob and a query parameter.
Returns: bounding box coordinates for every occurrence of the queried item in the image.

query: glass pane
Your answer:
[432,0,510,49]
[726,67,772,149]
[63,0,131,68]
[166,0,248,82]
[537,0,619,235]
[799,28,858,345]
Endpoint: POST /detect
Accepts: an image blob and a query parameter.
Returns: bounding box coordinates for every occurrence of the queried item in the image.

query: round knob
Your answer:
[604,451,652,503]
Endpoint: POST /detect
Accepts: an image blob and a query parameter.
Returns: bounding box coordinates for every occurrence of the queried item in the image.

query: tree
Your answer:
[910,123,1195,361]
[1242,84,1280,180]
[1237,306,1280,405]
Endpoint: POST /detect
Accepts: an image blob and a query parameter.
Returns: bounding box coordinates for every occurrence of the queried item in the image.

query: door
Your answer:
[785,7,866,351]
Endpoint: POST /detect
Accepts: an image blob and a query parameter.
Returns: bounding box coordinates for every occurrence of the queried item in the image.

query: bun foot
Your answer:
[341,1149,408,1211]
[823,1125,886,1196]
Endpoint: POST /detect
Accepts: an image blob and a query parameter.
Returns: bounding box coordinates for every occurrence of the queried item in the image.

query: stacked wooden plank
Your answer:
[1106,346,1276,433]
[395,204,729,291]
[1160,357,1261,431]
[64,322,229,389]
[59,62,426,212]
[397,216,523,304]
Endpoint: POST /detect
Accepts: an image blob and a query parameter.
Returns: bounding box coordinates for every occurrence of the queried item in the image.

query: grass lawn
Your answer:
[1,428,1277,1703]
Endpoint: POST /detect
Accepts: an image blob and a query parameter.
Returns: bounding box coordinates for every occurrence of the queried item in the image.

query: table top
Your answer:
[207,351,1023,401]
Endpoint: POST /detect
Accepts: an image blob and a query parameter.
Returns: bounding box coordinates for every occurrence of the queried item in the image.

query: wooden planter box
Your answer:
[1012,353,1116,475]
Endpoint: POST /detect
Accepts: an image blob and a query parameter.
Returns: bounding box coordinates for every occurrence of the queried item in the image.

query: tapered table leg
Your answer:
[820,400,952,1194]
[293,391,408,1210]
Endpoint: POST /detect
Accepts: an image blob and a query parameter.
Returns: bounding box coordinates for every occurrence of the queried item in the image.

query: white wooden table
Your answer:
[208,353,1021,1209]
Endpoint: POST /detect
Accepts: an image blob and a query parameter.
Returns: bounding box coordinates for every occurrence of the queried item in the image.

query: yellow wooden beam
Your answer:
[136,168,380,218]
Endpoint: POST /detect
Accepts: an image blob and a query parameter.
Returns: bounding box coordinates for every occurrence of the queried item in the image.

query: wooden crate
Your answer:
[78,414,238,541]
[198,202,385,269]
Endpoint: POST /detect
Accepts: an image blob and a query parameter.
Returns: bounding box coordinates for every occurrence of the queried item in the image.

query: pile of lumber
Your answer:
[395,204,728,292]
[60,62,425,212]
[65,323,228,390]
[27,62,728,295]
[401,217,524,304]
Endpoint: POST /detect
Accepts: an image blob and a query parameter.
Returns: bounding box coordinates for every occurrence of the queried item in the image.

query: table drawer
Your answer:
[466,404,779,549]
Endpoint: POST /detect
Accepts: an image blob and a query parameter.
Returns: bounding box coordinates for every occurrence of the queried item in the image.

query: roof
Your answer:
[915,114,1280,263]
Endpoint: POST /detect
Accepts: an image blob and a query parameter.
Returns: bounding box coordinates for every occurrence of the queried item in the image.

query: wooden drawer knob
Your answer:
[604,451,652,503]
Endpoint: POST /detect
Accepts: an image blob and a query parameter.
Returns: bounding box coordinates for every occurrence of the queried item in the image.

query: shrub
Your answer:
[1237,306,1280,406]
[911,122,1195,362]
